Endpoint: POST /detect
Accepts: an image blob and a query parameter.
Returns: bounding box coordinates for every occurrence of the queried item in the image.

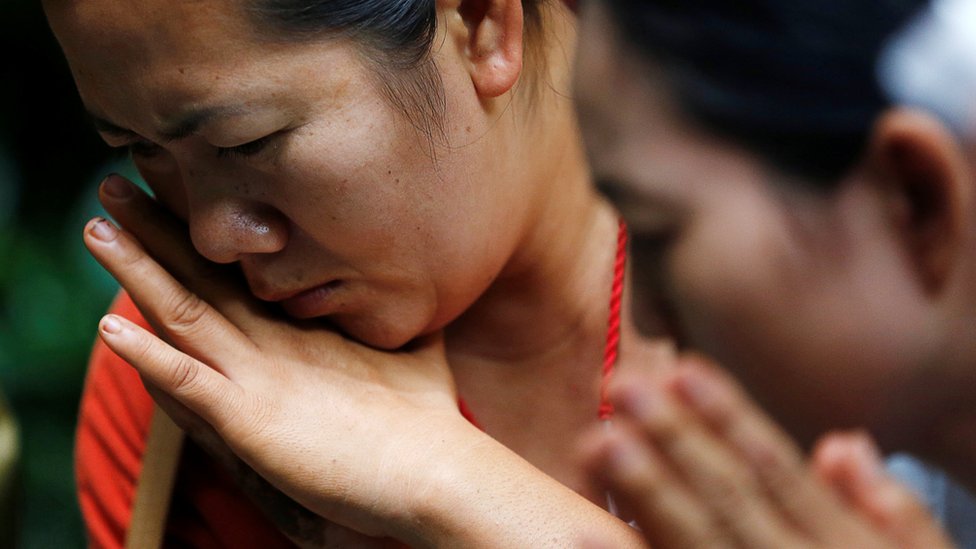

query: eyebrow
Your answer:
[89,105,247,143]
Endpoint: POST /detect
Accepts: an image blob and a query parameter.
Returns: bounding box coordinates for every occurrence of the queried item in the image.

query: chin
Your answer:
[333,313,428,351]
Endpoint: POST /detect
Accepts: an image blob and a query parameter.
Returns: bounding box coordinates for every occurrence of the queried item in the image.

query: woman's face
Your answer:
[575,2,946,448]
[47,0,535,349]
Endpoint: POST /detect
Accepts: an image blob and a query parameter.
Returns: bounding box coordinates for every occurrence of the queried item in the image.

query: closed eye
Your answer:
[128,140,163,158]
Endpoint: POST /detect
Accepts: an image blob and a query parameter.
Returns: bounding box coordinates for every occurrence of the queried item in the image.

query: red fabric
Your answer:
[76,292,294,549]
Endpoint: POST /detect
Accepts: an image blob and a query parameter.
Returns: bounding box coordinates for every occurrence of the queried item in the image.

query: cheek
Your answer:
[664,215,928,443]
[666,202,792,352]
[669,241,770,359]
[663,211,839,437]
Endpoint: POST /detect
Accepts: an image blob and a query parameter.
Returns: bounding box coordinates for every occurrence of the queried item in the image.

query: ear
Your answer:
[866,108,974,294]
[450,0,525,98]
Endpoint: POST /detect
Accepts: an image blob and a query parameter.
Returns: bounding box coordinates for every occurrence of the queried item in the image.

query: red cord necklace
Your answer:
[599,218,628,421]
[458,218,628,427]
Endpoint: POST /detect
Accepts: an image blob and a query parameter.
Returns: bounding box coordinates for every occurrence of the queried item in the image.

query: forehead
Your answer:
[46,0,268,110]
[45,0,366,133]
[47,0,251,67]
[574,3,677,171]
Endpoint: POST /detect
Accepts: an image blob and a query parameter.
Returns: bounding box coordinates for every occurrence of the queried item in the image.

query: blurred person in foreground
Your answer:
[576,0,976,546]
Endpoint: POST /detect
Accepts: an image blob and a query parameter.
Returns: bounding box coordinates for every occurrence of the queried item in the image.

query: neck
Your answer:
[442,139,625,494]
[444,0,626,366]
[445,147,620,365]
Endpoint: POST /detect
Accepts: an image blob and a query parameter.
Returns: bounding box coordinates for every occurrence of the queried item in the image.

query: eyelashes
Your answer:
[127,133,279,160]
[215,134,276,159]
[128,140,162,158]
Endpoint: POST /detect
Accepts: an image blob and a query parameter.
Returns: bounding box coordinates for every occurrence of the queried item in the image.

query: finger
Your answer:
[143,381,227,453]
[578,423,732,549]
[666,359,856,541]
[813,433,955,549]
[611,376,803,549]
[98,313,245,430]
[85,217,256,371]
[98,174,266,325]
[617,338,678,377]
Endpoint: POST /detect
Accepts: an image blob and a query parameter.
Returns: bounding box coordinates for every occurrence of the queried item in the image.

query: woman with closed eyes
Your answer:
[45,0,665,546]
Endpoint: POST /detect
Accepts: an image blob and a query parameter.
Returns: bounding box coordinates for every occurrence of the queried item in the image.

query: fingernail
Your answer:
[89,217,119,242]
[102,174,133,199]
[100,315,122,335]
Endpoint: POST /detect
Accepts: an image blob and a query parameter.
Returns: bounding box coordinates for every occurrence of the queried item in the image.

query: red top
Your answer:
[76,293,294,548]
[75,220,627,548]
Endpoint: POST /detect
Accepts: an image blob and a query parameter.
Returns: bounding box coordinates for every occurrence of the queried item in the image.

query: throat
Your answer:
[442,202,628,497]
[447,341,608,497]
[444,199,623,362]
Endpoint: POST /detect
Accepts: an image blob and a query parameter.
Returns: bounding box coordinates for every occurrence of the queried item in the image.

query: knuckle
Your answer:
[165,290,210,333]
[699,465,765,521]
[167,353,201,394]
[643,406,685,449]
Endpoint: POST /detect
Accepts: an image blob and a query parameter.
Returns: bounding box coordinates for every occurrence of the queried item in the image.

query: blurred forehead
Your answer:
[574,2,677,178]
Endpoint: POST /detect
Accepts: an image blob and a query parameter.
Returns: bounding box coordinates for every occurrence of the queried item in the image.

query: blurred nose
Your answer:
[186,190,289,264]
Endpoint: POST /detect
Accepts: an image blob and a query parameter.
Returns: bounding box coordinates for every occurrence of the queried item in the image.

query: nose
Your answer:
[187,197,289,264]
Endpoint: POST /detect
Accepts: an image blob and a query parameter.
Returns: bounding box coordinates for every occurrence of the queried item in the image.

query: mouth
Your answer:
[270,280,345,319]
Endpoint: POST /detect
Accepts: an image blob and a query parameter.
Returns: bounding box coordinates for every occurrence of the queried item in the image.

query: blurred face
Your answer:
[575,2,944,448]
[47,0,533,349]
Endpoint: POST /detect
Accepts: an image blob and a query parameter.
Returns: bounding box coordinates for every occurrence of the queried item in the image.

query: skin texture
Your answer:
[51,0,529,351]
[574,1,976,547]
[47,0,664,545]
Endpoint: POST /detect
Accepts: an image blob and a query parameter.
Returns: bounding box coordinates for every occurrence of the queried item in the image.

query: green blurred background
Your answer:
[2,0,134,546]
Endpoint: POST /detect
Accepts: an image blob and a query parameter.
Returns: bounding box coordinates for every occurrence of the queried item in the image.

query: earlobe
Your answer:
[454,0,524,98]
[868,108,974,294]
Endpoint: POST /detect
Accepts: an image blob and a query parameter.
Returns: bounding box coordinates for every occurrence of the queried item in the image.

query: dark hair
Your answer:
[246,0,549,143]
[605,0,929,183]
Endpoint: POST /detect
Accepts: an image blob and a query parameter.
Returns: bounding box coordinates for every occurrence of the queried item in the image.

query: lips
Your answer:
[275,280,345,319]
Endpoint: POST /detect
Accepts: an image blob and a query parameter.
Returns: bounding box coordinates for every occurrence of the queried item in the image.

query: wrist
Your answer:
[381,412,489,546]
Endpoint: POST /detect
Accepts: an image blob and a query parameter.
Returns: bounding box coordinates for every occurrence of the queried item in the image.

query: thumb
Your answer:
[813,432,955,549]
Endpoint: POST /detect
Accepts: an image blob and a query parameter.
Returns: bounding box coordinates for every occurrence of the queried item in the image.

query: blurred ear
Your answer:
[865,108,974,294]
[448,0,524,98]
